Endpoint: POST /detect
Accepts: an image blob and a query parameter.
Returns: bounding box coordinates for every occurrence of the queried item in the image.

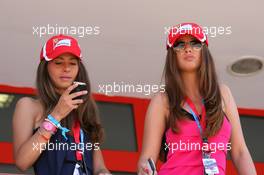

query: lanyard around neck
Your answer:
[72,119,84,161]
[185,97,206,134]
[185,97,212,161]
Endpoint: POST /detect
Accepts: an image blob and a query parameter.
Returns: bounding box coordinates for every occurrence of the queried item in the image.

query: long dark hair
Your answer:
[36,59,104,143]
[159,44,224,161]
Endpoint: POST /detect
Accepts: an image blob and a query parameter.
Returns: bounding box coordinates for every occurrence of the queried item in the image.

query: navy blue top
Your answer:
[33,129,93,175]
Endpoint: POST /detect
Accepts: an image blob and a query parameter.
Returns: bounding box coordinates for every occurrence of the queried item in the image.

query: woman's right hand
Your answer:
[51,83,88,121]
[138,159,157,175]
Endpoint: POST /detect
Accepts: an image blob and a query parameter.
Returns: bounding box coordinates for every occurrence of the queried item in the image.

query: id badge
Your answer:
[202,158,219,174]
[73,163,86,175]
[73,163,81,175]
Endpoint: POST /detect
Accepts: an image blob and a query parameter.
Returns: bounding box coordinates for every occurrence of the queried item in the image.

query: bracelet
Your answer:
[41,121,57,134]
[47,114,60,127]
[37,128,50,141]
[45,118,58,128]
[47,114,70,140]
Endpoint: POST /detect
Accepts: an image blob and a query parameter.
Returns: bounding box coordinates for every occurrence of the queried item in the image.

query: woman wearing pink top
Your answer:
[137,23,256,175]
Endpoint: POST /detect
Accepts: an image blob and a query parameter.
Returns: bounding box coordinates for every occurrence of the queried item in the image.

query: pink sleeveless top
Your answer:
[158,116,231,175]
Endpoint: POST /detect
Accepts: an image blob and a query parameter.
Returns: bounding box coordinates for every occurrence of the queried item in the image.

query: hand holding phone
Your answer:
[70,81,87,100]
[51,83,88,121]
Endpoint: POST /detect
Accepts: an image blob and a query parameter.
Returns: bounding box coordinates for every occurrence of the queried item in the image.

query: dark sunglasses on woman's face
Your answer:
[173,40,203,51]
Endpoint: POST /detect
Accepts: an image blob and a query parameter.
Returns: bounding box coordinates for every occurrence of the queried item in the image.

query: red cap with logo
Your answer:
[40,34,82,61]
[167,23,208,48]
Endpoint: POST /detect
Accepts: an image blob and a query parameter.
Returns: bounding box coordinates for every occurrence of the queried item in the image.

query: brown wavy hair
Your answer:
[159,44,224,161]
[36,59,104,143]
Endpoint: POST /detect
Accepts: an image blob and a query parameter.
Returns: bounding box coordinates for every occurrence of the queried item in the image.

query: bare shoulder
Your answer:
[16,96,36,105]
[220,84,231,96]
[219,84,236,120]
[16,97,39,112]
[220,84,232,104]
[151,92,169,107]
[150,92,169,118]
[14,97,42,123]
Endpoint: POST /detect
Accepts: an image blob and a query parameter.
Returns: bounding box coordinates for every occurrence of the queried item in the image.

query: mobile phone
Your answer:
[147,158,156,175]
[70,81,87,100]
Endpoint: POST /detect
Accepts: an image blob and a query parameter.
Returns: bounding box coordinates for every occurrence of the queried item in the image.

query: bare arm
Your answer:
[138,93,168,175]
[12,97,51,171]
[93,149,111,175]
[221,85,256,175]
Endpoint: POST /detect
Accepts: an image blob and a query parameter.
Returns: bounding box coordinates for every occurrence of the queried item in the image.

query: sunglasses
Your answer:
[173,40,203,51]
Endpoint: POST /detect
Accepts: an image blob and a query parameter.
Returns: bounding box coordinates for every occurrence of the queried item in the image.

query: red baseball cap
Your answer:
[167,23,208,48]
[40,34,82,61]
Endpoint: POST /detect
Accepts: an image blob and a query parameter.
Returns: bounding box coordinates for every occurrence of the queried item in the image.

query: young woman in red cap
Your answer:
[13,34,111,175]
[138,23,256,175]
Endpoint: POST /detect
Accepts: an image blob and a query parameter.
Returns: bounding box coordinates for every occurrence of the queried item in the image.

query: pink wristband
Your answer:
[41,121,57,134]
